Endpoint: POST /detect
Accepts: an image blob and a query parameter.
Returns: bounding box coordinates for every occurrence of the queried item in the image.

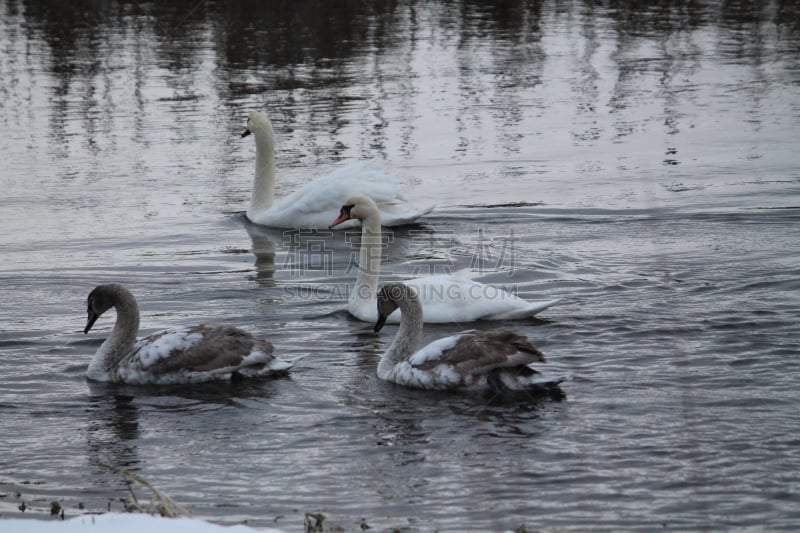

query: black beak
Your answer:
[84,310,99,334]
[241,127,252,138]
[373,313,387,333]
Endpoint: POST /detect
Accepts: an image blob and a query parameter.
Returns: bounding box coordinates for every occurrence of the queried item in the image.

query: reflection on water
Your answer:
[4,0,798,202]
[243,220,279,287]
[85,390,140,485]
[2,1,800,531]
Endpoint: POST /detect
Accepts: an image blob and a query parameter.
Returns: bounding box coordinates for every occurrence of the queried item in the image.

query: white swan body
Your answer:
[329,195,560,323]
[242,111,434,229]
[373,283,565,395]
[83,284,292,385]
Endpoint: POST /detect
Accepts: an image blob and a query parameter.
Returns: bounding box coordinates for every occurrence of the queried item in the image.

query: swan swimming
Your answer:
[83,283,292,385]
[329,195,560,323]
[241,111,433,229]
[373,283,565,395]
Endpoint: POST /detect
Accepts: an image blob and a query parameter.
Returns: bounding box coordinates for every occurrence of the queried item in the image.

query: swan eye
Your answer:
[342,204,354,215]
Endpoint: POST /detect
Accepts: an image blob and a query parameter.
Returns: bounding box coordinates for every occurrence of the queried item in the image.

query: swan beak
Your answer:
[373,313,387,333]
[84,310,99,334]
[329,212,350,229]
[241,127,252,138]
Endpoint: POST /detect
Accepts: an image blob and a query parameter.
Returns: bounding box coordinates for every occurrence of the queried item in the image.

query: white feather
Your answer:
[243,112,434,229]
[341,196,560,324]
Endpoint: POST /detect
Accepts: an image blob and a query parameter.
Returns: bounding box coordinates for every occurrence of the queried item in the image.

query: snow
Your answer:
[0,513,284,533]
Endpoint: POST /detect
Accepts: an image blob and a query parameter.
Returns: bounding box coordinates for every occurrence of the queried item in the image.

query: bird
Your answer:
[373,282,565,396]
[82,283,292,385]
[329,195,560,323]
[241,111,434,229]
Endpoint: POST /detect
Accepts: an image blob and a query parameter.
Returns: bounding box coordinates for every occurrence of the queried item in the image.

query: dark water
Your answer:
[2,0,800,531]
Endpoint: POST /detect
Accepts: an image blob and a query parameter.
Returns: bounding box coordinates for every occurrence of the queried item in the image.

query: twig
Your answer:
[121,469,190,518]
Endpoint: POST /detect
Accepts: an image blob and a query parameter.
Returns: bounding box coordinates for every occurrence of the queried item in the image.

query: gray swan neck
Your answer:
[87,286,140,379]
[378,289,423,378]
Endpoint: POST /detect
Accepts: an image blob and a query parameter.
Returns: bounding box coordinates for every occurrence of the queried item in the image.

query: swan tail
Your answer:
[525,377,567,400]
[381,203,436,226]
[489,298,561,320]
[236,355,295,378]
[268,357,295,372]
[487,369,568,400]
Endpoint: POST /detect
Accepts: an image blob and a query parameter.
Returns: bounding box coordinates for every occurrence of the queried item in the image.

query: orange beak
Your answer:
[329,211,350,229]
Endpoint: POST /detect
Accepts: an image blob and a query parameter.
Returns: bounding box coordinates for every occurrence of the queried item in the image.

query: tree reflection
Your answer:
[5,0,799,204]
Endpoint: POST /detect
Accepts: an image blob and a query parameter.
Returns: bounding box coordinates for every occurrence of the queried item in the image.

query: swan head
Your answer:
[374,282,416,333]
[241,111,273,138]
[84,284,130,334]
[329,195,379,229]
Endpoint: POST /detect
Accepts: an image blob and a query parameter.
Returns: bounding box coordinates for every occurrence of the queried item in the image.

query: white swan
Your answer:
[241,111,434,229]
[83,284,292,385]
[329,195,560,323]
[373,283,565,395]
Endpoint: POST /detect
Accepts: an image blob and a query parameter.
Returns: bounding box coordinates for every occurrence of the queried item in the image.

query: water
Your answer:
[1,0,799,530]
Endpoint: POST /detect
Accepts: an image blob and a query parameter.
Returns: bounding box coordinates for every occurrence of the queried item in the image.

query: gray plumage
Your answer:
[414,328,545,373]
[83,283,291,385]
[374,283,565,395]
[131,325,275,374]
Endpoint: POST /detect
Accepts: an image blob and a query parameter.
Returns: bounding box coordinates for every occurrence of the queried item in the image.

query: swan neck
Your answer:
[87,291,140,380]
[250,128,276,215]
[350,213,382,307]
[378,292,423,378]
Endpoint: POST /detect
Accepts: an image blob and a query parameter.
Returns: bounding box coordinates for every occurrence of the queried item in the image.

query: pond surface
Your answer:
[1,1,799,531]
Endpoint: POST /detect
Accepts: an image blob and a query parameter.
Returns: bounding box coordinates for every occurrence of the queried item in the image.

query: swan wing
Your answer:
[118,326,280,382]
[251,161,431,228]
[352,276,558,324]
[410,329,544,375]
[379,203,436,226]
[404,275,558,323]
